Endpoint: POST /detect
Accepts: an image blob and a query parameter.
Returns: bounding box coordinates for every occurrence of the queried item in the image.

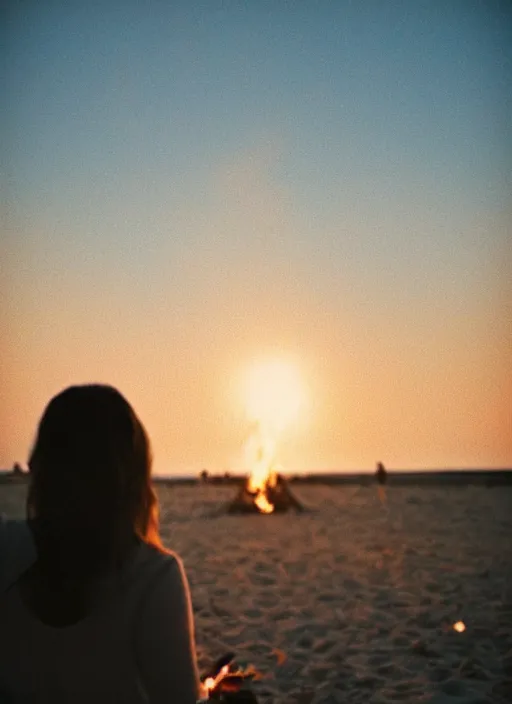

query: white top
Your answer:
[0,520,201,703]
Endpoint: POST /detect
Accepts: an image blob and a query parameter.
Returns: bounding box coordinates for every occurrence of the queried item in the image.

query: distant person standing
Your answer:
[376,462,387,485]
[375,462,388,505]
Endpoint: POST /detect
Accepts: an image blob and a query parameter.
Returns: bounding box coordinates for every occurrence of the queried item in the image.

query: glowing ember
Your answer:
[453,621,466,633]
[203,677,215,692]
[204,665,230,694]
[201,655,262,701]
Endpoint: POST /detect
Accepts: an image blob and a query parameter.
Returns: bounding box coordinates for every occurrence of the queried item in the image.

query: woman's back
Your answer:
[0,384,202,703]
[0,535,200,703]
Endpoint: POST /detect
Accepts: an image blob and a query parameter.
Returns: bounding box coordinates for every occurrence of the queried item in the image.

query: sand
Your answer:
[2,482,511,703]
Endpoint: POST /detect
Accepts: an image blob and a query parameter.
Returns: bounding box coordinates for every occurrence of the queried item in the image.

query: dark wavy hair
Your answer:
[27,384,163,588]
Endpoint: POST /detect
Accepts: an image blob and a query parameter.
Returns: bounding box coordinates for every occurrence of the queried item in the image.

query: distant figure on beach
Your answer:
[375,462,388,505]
[376,462,387,485]
[0,385,202,703]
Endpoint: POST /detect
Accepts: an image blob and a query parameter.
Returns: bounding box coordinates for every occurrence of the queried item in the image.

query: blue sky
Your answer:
[2,1,511,473]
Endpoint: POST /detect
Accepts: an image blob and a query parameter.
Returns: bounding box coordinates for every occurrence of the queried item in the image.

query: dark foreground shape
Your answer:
[227,474,305,514]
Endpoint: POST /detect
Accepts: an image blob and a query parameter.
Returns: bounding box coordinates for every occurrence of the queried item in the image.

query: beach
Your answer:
[2,482,511,703]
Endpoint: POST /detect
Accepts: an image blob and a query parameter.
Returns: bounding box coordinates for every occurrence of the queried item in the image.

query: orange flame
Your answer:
[254,491,274,514]
[245,424,278,513]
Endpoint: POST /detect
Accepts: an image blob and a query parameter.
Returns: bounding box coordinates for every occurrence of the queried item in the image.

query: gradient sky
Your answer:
[2,1,511,475]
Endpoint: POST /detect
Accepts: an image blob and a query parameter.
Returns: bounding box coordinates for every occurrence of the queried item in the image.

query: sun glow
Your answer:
[244,357,305,434]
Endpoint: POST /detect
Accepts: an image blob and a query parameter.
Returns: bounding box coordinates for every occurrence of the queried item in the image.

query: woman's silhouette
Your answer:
[0,384,201,703]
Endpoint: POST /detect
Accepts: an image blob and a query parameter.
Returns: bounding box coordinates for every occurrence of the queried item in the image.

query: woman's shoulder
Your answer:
[130,541,182,571]
[122,541,185,597]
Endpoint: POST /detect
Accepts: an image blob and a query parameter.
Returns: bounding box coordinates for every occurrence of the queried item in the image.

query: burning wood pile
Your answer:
[227,471,304,514]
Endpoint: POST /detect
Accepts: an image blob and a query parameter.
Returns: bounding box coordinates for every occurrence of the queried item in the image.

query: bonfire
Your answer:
[227,357,307,514]
[227,470,304,514]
